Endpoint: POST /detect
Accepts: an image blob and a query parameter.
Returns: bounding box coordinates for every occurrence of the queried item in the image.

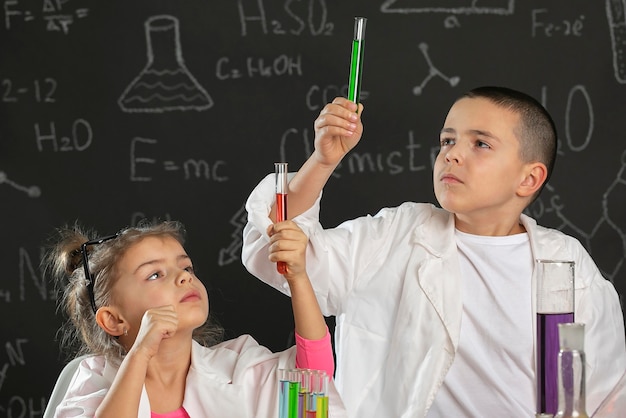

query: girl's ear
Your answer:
[518,162,548,198]
[95,307,127,338]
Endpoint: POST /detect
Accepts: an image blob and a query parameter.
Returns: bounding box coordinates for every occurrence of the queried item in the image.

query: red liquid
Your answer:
[276,193,288,274]
[537,312,574,414]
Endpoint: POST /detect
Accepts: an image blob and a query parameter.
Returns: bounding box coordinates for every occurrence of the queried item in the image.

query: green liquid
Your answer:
[348,39,364,104]
[288,381,300,418]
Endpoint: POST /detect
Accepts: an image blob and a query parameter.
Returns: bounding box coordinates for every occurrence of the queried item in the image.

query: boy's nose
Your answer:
[445,148,461,164]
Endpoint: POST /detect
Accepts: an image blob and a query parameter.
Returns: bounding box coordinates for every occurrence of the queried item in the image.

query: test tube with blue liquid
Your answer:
[348,17,366,105]
[279,369,290,418]
[275,162,288,274]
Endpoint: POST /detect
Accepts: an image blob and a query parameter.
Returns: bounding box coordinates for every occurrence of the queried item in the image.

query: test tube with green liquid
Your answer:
[348,17,367,104]
[288,369,300,418]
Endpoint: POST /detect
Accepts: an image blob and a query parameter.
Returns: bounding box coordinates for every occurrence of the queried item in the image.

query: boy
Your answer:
[242,87,626,417]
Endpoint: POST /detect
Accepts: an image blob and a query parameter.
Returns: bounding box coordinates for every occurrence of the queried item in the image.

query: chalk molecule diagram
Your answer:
[528,149,626,284]
[412,42,460,96]
[0,171,41,198]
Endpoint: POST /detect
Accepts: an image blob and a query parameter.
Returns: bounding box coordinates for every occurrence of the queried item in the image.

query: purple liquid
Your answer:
[537,312,574,414]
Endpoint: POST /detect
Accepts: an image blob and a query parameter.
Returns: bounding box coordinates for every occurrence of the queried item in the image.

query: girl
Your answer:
[43,219,344,417]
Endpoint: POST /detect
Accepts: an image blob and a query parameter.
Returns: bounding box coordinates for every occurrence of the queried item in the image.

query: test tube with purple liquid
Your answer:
[536,260,575,415]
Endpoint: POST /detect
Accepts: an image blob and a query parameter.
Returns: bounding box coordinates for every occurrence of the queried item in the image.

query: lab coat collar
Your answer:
[410,206,462,352]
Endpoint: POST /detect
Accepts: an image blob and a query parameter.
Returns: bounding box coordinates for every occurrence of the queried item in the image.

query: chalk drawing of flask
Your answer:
[118,15,213,113]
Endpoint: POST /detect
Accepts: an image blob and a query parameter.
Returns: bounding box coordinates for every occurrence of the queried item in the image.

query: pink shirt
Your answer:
[151,407,189,418]
[295,327,334,377]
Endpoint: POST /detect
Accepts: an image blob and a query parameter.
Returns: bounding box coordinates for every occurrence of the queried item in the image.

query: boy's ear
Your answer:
[95,307,127,338]
[518,162,548,197]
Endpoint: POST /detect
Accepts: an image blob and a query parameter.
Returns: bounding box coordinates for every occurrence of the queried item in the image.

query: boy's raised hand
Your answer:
[312,97,364,167]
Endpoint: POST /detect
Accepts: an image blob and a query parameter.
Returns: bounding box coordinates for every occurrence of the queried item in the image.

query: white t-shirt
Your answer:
[428,230,536,417]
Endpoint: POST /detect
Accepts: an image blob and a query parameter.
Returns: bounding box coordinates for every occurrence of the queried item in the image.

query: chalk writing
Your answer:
[218,205,247,266]
[216,54,303,80]
[540,85,594,153]
[35,119,92,152]
[19,248,54,302]
[0,172,40,198]
[0,338,28,392]
[1,78,57,103]
[3,0,89,33]
[279,128,428,178]
[237,0,334,36]
[531,9,585,38]
[305,84,370,111]
[130,137,229,182]
[119,15,214,113]
[607,0,626,83]
[0,396,46,418]
[380,0,514,15]
[412,43,460,96]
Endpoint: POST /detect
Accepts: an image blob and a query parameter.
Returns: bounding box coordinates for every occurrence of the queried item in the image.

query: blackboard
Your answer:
[1,0,625,415]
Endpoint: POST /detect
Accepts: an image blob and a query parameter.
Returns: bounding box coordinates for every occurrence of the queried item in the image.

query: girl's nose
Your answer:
[177,270,193,285]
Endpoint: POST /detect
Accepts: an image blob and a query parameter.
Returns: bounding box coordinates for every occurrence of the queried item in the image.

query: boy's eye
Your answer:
[185,266,195,274]
[147,272,159,281]
[476,140,490,149]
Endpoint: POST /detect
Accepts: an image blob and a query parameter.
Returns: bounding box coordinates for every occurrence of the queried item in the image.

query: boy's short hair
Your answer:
[462,86,558,199]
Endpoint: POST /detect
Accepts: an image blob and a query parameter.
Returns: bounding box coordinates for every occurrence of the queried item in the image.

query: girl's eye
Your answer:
[476,140,490,149]
[184,266,195,274]
[440,137,454,147]
[147,272,160,281]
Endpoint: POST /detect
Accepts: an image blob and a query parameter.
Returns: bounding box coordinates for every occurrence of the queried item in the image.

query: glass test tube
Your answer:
[555,323,588,418]
[315,371,329,418]
[275,162,288,274]
[288,369,301,418]
[536,260,575,415]
[348,17,367,104]
[299,369,312,417]
[278,369,290,418]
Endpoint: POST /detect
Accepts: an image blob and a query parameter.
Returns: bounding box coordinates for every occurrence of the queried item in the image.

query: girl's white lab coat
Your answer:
[54,335,347,417]
[242,173,626,418]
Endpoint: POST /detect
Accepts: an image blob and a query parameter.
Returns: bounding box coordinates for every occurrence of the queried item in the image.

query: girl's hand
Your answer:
[312,97,364,167]
[267,221,308,281]
[129,305,178,360]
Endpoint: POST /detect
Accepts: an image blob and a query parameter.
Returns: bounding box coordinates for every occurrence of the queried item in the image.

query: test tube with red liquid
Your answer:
[275,162,288,274]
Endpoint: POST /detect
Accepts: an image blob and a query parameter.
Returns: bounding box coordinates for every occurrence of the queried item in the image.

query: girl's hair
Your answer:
[42,220,224,363]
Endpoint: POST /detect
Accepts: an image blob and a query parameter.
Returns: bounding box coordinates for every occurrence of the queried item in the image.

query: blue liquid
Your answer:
[279,380,290,418]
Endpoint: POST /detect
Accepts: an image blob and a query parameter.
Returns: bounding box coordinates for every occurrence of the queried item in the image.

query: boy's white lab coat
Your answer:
[54,335,347,418]
[242,173,626,418]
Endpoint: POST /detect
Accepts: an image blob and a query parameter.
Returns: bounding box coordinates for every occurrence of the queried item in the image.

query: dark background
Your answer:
[1,0,625,415]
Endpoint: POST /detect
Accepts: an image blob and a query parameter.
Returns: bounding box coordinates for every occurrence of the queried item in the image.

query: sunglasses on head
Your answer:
[81,233,119,313]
